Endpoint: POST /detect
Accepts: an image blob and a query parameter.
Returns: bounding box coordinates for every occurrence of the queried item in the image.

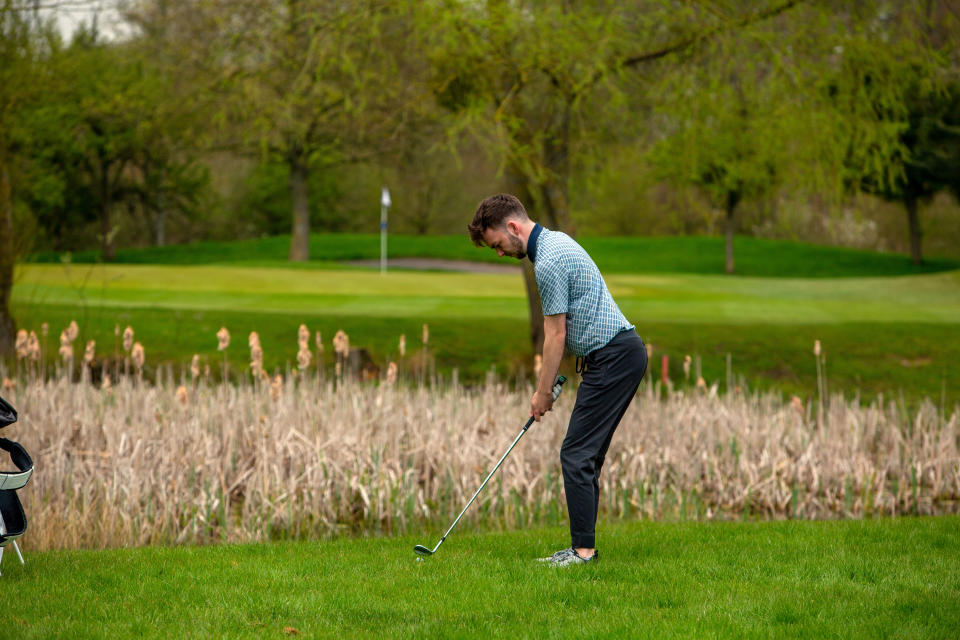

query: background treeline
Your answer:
[2,0,959,264]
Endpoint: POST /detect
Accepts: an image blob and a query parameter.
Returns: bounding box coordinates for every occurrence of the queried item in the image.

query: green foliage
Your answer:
[819,6,960,263]
[236,159,346,236]
[830,37,960,203]
[4,0,960,262]
[9,24,215,256]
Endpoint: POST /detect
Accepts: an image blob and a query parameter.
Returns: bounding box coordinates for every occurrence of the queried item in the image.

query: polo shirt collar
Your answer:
[527,223,543,263]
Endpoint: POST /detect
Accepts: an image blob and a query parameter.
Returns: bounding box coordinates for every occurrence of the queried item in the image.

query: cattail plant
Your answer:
[58,328,74,376]
[27,331,39,366]
[814,340,824,428]
[39,322,48,380]
[249,332,263,380]
[131,342,145,384]
[314,331,324,380]
[270,374,283,402]
[421,324,432,386]
[333,330,349,382]
[298,324,310,349]
[683,355,692,382]
[123,326,134,379]
[791,395,805,418]
[14,329,28,379]
[190,355,200,383]
[297,325,311,373]
[83,340,96,383]
[297,347,312,372]
[176,385,189,407]
[216,327,230,381]
[5,372,956,552]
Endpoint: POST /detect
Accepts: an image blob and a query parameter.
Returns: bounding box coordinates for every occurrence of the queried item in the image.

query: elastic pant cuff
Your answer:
[571,534,595,549]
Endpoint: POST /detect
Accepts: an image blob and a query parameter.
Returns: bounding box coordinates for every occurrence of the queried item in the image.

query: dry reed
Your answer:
[1,369,956,552]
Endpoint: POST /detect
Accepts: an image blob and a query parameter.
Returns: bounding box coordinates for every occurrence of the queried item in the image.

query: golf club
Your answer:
[414,375,567,557]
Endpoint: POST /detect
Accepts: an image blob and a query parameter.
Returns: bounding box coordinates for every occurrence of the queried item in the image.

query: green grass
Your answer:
[10,264,960,404]
[5,517,959,638]
[26,233,960,277]
[14,264,960,323]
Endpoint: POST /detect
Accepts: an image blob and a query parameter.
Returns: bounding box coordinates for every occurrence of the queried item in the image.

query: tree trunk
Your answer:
[154,171,166,246]
[725,197,737,275]
[100,161,115,261]
[905,194,923,265]
[541,101,574,234]
[522,262,544,353]
[0,156,16,357]
[155,205,166,247]
[288,148,310,262]
[507,166,544,352]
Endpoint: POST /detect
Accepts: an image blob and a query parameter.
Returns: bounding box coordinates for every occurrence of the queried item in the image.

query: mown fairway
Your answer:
[15,263,960,322]
[11,254,960,403]
[5,517,959,638]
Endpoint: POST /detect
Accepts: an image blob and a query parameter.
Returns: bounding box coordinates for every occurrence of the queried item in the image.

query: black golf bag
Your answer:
[0,395,33,574]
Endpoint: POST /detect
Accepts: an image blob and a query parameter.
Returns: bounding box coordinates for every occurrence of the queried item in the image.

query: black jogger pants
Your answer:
[561,329,647,549]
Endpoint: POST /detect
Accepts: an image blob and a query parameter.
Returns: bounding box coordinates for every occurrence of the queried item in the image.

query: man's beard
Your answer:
[507,234,525,259]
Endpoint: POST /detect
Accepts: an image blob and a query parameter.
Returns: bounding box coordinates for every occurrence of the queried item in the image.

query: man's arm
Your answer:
[531,313,566,421]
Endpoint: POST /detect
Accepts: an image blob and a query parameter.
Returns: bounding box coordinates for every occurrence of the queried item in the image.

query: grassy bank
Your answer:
[8,302,959,405]
[26,233,959,277]
[10,263,959,403]
[5,517,959,638]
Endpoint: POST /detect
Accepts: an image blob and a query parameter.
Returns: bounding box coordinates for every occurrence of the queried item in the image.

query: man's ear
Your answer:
[506,219,521,235]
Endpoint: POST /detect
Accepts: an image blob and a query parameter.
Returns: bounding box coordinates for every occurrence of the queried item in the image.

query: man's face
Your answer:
[482,224,525,260]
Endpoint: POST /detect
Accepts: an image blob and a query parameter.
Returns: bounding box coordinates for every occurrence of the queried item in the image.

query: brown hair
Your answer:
[467,194,529,247]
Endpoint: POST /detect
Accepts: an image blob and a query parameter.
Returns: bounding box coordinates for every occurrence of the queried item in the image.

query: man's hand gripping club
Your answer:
[531,313,567,421]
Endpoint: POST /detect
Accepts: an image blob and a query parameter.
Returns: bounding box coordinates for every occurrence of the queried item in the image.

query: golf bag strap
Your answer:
[0,438,33,491]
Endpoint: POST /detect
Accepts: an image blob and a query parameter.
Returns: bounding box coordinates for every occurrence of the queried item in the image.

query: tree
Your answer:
[22,29,159,259]
[122,0,214,248]
[422,0,806,347]
[149,0,409,261]
[830,26,960,264]
[650,25,820,273]
[0,1,42,355]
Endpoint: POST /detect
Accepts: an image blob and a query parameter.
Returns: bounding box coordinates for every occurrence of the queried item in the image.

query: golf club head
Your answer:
[413,544,434,556]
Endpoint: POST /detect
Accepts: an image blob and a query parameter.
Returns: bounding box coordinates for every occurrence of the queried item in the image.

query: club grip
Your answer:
[551,375,567,401]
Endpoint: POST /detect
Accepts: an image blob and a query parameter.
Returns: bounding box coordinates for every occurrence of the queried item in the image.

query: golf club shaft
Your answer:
[433,416,535,550]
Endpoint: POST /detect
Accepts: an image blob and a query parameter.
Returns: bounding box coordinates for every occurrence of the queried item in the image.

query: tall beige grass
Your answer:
[2,372,957,551]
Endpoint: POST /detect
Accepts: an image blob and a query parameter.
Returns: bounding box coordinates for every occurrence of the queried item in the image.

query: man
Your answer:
[468,193,647,567]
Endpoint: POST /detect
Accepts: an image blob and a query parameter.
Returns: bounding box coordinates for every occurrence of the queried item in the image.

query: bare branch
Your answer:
[621,0,803,69]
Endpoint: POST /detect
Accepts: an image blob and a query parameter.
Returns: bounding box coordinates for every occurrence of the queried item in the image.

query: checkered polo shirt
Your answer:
[529,225,633,357]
